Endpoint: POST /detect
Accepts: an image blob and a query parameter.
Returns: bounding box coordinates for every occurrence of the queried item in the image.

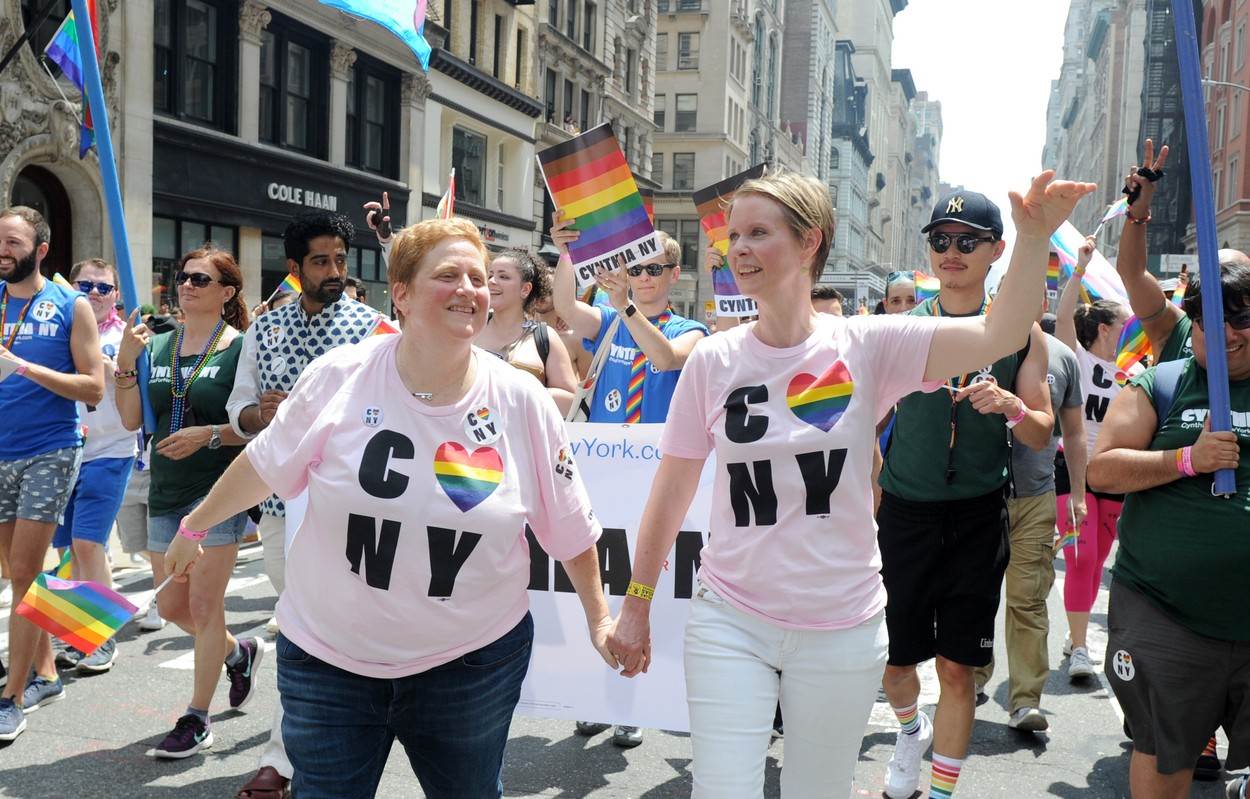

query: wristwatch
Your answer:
[624,303,638,318]
[207,425,222,450]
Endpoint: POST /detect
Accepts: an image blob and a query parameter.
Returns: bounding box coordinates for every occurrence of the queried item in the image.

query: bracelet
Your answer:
[114,368,138,379]
[1126,210,1151,225]
[15,362,28,377]
[1004,402,1028,429]
[626,581,655,601]
[177,518,208,542]
[1176,446,1198,478]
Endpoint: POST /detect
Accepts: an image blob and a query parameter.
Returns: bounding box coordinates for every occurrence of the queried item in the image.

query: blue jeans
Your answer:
[276,613,534,799]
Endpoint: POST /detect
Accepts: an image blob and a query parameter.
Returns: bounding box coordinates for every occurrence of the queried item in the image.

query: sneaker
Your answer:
[265,616,280,636]
[21,675,65,713]
[0,697,25,741]
[612,725,643,748]
[54,646,84,669]
[1062,634,1073,656]
[1007,706,1050,732]
[138,603,166,632]
[1226,775,1247,799]
[884,709,933,799]
[0,659,7,689]
[1068,646,1096,680]
[0,580,11,608]
[151,714,213,759]
[575,721,611,736]
[77,639,117,674]
[226,637,264,710]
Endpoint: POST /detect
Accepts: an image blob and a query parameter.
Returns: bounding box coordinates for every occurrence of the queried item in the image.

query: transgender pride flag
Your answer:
[318,0,431,70]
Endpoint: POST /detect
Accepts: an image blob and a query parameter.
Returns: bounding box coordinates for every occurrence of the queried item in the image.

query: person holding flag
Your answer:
[0,206,104,742]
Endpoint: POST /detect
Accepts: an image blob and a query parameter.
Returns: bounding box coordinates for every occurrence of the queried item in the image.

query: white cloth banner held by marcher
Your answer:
[517,422,713,732]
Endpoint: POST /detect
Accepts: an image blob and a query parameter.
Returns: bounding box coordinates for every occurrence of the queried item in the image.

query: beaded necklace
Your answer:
[169,319,227,433]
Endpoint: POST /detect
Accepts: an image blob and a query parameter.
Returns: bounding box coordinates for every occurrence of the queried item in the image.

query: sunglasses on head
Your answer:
[927,233,997,255]
[75,280,115,295]
[625,263,677,277]
[175,271,218,288]
[1193,307,1250,331]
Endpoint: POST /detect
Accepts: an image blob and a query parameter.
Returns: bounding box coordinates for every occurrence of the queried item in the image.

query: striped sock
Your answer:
[1202,735,1218,758]
[930,753,963,798]
[892,703,920,735]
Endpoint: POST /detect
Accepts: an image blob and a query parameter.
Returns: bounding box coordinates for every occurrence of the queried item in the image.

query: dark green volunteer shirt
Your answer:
[145,331,244,516]
[1156,314,1193,363]
[879,298,1025,502]
[1114,358,1250,641]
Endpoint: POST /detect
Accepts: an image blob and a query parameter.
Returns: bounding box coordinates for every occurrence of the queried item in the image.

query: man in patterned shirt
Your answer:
[226,210,386,799]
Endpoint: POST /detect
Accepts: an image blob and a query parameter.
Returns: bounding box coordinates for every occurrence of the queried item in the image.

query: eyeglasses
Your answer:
[1193,307,1250,331]
[927,233,997,255]
[625,263,677,277]
[75,280,115,295]
[174,271,218,288]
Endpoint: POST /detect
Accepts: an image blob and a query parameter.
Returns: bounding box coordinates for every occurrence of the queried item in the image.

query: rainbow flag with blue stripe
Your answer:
[913,272,940,302]
[1115,314,1151,374]
[42,7,97,157]
[317,1,430,69]
[16,572,138,655]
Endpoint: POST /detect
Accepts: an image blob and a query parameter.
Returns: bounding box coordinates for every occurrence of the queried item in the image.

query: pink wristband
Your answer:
[14,363,28,377]
[177,519,208,542]
[1005,403,1028,429]
[1180,446,1198,478]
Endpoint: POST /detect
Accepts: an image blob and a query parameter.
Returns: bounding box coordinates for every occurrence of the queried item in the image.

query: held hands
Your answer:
[550,209,580,260]
[118,309,151,368]
[954,379,1022,417]
[156,426,211,461]
[595,255,631,311]
[606,603,653,678]
[1076,235,1097,275]
[1125,139,1169,216]
[588,614,619,671]
[1191,417,1241,474]
[258,390,288,426]
[164,525,203,583]
[1008,171,1098,240]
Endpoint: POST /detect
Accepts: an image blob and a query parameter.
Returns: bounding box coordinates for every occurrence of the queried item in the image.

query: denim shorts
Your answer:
[148,497,249,553]
[0,446,83,524]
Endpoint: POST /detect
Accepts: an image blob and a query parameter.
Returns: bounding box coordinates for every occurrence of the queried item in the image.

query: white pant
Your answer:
[259,700,293,778]
[684,585,887,799]
[258,513,286,595]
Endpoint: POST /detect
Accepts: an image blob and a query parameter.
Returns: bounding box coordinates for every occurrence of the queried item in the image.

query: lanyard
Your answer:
[0,285,42,350]
[930,296,991,483]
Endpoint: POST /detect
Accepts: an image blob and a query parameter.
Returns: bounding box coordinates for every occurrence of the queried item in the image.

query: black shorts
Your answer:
[1106,580,1250,773]
[877,489,1010,667]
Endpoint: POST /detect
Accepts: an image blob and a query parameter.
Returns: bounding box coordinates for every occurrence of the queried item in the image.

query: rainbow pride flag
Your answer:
[1101,197,1130,224]
[276,274,302,295]
[370,317,399,336]
[1115,314,1151,373]
[914,272,940,302]
[1056,526,1080,551]
[1046,252,1061,294]
[51,549,73,580]
[16,572,138,655]
[538,124,656,287]
[1050,221,1128,303]
[1171,266,1189,306]
[639,188,655,226]
[42,5,99,157]
[692,164,767,256]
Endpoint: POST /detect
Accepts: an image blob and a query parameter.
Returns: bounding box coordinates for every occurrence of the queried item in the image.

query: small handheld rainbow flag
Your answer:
[1101,197,1130,224]
[1171,265,1189,306]
[1115,314,1151,374]
[436,168,456,219]
[1046,252,1061,294]
[693,164,767,256]
[913,272,940,302]
[16,572,138,655]
[370,317,399,336]
[277,274,302,295]
[639,187,656,226]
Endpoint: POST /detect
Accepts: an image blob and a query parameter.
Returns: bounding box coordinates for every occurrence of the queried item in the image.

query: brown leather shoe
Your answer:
[235,766,290,799]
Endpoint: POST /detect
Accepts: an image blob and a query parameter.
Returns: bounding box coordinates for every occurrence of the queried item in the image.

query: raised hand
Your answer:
[363,190,392,242]
[1125,138,1169,215]
[704,246,725,273]
[1008,171,1098,240]
[1077,234,1097,274]
[550,208,580,260]
[596,256,631,311]
[117,308,151,369]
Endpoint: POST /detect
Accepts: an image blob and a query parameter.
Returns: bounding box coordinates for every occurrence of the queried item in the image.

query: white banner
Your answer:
[517,422,714,732]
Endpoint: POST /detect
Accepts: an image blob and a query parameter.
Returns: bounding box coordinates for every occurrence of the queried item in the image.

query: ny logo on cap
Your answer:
[946,196,965,214]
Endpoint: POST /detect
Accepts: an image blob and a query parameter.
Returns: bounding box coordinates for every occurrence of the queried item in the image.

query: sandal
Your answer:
[236,766,290,799]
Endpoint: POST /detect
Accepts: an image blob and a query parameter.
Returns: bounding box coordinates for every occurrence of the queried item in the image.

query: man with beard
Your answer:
[225,211,382,799]
[0,207,104,741]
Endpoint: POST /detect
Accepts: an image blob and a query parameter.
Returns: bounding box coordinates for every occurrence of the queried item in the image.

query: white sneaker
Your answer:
[138,604,166,631]
[1068,646,1096,680]
[1062,634,1073,656]
[265,616,279,635]
[0,580,11,608]
[884,709,933,799]
[1007,706,1049,732]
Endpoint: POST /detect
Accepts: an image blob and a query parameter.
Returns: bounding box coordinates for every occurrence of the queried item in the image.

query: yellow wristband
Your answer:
[626,581,655,601]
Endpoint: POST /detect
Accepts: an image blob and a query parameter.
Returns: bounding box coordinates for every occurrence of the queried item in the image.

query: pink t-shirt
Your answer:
[660,313,941,630]
[248,334,600,678]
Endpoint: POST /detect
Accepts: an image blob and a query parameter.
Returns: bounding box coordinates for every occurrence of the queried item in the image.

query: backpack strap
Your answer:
[534,322,551,367]
[1150,358,1188,432]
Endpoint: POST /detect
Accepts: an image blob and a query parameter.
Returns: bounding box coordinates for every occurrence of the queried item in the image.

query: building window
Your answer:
[548,0,559,27]
[625,48,636,94]
[658,219,700,268]
[444,0,453,31]
[830,147,840,170]
[545,68,557,122]
[766,34,778,122]
[654,94,666,130]
[492,15,503,78]
[563,78,574,122]
[345,56,399,178]
[19,0,69,59]
[1239,23,1247,70]
[453,127,487,207]
[677,32,699,69]
[498,142,506,210]
[655,33,667,71]
[752,15,764,108]
[675,93,697,131]
[1229,156,1240,206]
[1235,92,1243,139]
[566,0,577,40]
[583,2,596,52]
[152,0,235,129]
[652,152,664,186]
[580,88,592,131]
[258,17,329,157]
[673,152,695,190]
[1217,104,1227,147]
[515,28,525,88]
[153,215,238,307]
[469,1,480,65]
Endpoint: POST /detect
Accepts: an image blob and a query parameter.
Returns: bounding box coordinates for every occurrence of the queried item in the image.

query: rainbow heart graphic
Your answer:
[787,361,854,432]
[433,443,504,512]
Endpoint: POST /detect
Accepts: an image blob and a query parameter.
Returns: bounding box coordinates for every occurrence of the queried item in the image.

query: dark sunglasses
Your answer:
[927,233,997,255]
[75,280,115,295]
[175,271,218,288]
[1193,307,1250,331]
[625,263,677,277]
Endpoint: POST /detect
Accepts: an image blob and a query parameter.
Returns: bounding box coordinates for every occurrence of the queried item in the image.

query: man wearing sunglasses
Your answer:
[876,191,1056,799]
[551,212,707,426]
[46,259,141,674]
[0,207,105,743]
[225,210,384,799]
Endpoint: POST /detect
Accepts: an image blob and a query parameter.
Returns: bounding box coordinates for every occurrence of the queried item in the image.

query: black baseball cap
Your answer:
[922,190,1003,239]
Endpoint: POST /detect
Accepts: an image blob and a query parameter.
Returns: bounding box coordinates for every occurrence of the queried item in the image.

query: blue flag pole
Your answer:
[1172,0,1237,496]
[70,0,154,433]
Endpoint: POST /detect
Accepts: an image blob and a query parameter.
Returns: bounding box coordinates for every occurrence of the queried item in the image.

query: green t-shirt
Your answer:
[1155,314,1193,363]
[879,298,1025,502]
[145,331,244,516]
[1113,359,1250,641]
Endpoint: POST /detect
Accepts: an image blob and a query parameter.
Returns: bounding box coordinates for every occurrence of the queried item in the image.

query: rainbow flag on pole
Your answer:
[1101,197,1130,224]
[1050,221,1129,303]
[913,272,940,302]
[16,572,138,655]
[42,4,98,157]
[370,316,399,336]
[1172,265,1189,306]
[276,274,302,295]
[638,187,656,226]
[538,124,657,289]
